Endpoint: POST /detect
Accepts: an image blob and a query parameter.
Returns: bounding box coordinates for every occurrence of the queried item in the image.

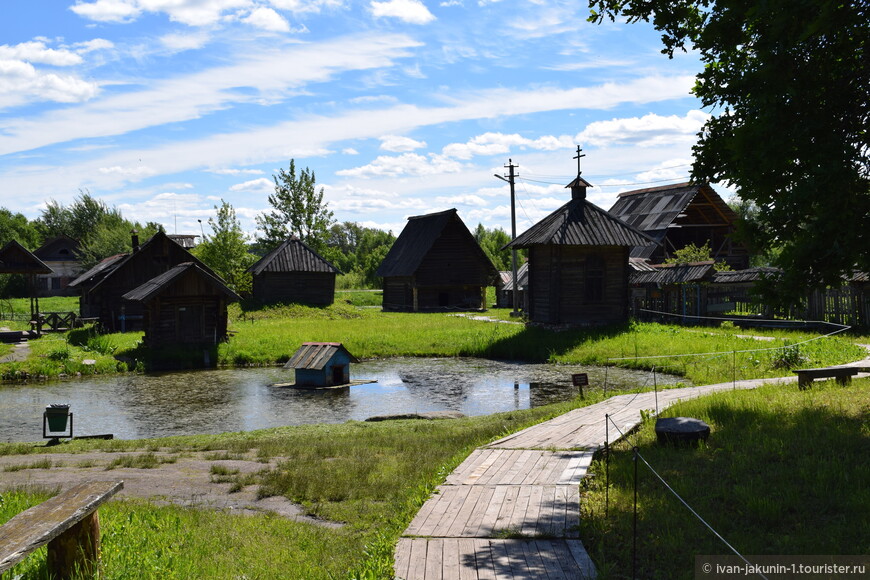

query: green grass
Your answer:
[334,289,384,307]
[104,453,178,470]
[0,296,79,317]
[0,393,610,579]
[579,378,870,579]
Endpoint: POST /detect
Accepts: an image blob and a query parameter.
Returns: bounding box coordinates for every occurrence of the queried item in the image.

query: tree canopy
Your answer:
[256,160,334,253]
[590,0,870,304]
[194,200,255,294]
[323,221,395,288]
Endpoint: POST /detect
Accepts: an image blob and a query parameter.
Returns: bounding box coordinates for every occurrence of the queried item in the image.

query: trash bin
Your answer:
[45,404,70,432]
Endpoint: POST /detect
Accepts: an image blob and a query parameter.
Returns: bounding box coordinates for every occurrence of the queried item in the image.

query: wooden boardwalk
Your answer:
[395,377,792,579]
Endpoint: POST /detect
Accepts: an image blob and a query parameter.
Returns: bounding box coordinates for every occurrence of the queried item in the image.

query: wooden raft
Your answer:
[0,480,123,579]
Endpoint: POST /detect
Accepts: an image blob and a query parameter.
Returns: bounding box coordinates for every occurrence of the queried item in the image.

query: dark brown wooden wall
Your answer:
[528,245,629,325]
[414,219,492,287]
[252,272,336,305]
[143,296,226,346]
[382,277,414,311]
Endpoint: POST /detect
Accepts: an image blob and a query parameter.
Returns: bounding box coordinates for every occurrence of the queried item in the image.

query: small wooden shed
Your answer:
[505,176,655,326]
[376,209,497,312]
[0,240,53,321]
[247,237,340,305]
[283,342,358,387]
[122,262,240,347]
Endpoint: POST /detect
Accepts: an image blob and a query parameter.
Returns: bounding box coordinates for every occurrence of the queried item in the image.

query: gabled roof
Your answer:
[712,267,781,284]
[376,208,496,278]
[630,261,716,285]
[248,237,341,276]
[283,342,358,370]
[33,235,80,261]
[68,253,127,288]
[0,240,52,274]
[122,262,241,303]
[502,262,529,291]
[608,182,737,233]
[506,199,655,249]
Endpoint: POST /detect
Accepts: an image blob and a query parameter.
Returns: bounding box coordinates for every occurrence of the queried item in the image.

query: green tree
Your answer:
[589,0,870,305]
[0,208,41,249]
[38,192,123,243]
[663,241,731,271]
[78,220,161,270]
[194,200,256,294]
[473,224,512,271]
[256,160,334,253]
[323,222,395,288]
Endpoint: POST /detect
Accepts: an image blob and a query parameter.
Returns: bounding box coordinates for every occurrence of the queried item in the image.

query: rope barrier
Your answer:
[604,413,769,579]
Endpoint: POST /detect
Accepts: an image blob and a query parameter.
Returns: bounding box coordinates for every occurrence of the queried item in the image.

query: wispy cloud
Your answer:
[370,0,436,24]
[577,111,709,148]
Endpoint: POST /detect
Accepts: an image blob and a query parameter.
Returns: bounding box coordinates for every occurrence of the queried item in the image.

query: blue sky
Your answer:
[0,0,717,239]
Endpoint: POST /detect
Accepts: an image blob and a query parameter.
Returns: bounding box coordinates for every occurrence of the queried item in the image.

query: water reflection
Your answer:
[0,358,686,443]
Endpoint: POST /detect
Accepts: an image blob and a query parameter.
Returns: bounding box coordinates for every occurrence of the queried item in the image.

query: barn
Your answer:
[376,209,497,312]
[122,262,240,347]
[608,182,750,270]
[68,230,219,332]
[247,237,340,305]
[505,176,654,326]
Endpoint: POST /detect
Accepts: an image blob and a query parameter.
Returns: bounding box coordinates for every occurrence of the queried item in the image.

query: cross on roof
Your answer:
[573,145,585,176]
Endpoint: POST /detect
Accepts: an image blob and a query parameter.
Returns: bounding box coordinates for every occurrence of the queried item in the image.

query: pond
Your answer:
[0,358,687,443]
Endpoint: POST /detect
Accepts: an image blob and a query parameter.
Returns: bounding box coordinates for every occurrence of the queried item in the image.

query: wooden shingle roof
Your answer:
[609,182,737,234]
[506,199,654,249]
[376,208,495,278]
[247,237,340,276]
[122,262,241,303]
[0,240,52,274]
[68,253,127,288]
[283,342,358,370]
[630,262,716,285]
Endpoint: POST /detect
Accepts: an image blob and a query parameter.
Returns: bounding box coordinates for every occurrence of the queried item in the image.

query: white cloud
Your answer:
[342,148,359,155]
[370,0,435,24]
[208,168,265,175]
[434,194,487,207]
[268,0,346,14]
[0,33,419,154]
[72,39,115,54]
[242,7,291,32]
[98,164,155,177]
[160,31,211,52]
[0,42,82,66]
[442,132,574,160]
[71,0,254,27]
[577,110,709,148]
[337,153,463,178]
[0,59,99,107]
[70,0,143,23]
[634,159,692,183]
[379,134,426,152]
[229,177,273,192]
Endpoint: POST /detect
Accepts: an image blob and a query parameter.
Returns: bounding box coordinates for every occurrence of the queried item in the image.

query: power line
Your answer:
[517,175,691,187]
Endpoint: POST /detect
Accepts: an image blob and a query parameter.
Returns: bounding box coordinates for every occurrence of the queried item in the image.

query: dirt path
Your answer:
[0,449,340,528]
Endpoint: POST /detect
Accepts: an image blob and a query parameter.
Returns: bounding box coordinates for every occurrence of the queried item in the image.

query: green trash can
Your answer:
[45,404,70,432]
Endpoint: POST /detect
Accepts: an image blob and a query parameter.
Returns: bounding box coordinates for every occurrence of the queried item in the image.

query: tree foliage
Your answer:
[323,221,395,288]
[663,242,731,271]
[256,160,334,253]
[590,0,870,304]
[0,208,41,250]
[194,200,255,295]
[473,224,513,271]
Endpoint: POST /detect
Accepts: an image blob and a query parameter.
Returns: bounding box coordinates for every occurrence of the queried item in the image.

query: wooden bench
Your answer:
[0,480,123,579]
[794,366,864,389]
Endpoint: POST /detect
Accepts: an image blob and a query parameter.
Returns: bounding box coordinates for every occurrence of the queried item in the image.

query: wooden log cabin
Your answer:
[68,230,219,332]
[608,182,750,270]
[122,262,240,347]
[376,209,497,312]
[505,176,655,326]
[247,237,340,305]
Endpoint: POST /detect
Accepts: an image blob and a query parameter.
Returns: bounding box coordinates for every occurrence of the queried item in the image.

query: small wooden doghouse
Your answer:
[505,175,655,326]
[122,262,240,347]
[376,209,497,312]
[247,237,341,305]
[283,342,358,387]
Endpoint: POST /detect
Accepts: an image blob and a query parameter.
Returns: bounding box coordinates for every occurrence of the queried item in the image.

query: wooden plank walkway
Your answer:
[396,377,792,579]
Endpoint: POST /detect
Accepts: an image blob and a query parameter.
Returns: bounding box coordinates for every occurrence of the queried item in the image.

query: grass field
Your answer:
[579,378,870,579]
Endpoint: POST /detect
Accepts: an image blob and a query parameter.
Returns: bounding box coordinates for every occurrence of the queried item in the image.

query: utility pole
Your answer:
[495,159,520,317]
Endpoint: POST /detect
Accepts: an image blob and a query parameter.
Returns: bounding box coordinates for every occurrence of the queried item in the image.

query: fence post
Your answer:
[653,367,658,416]
[605,414,610,518]
[632,446,639,580]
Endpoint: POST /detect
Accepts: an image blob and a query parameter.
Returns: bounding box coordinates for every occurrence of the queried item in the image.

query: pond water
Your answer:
[0,358,687,443]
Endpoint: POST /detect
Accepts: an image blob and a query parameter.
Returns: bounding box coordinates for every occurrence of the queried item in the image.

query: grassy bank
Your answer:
[579,378,870,579]
[1,299,866,383]
[0,392,608,579]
